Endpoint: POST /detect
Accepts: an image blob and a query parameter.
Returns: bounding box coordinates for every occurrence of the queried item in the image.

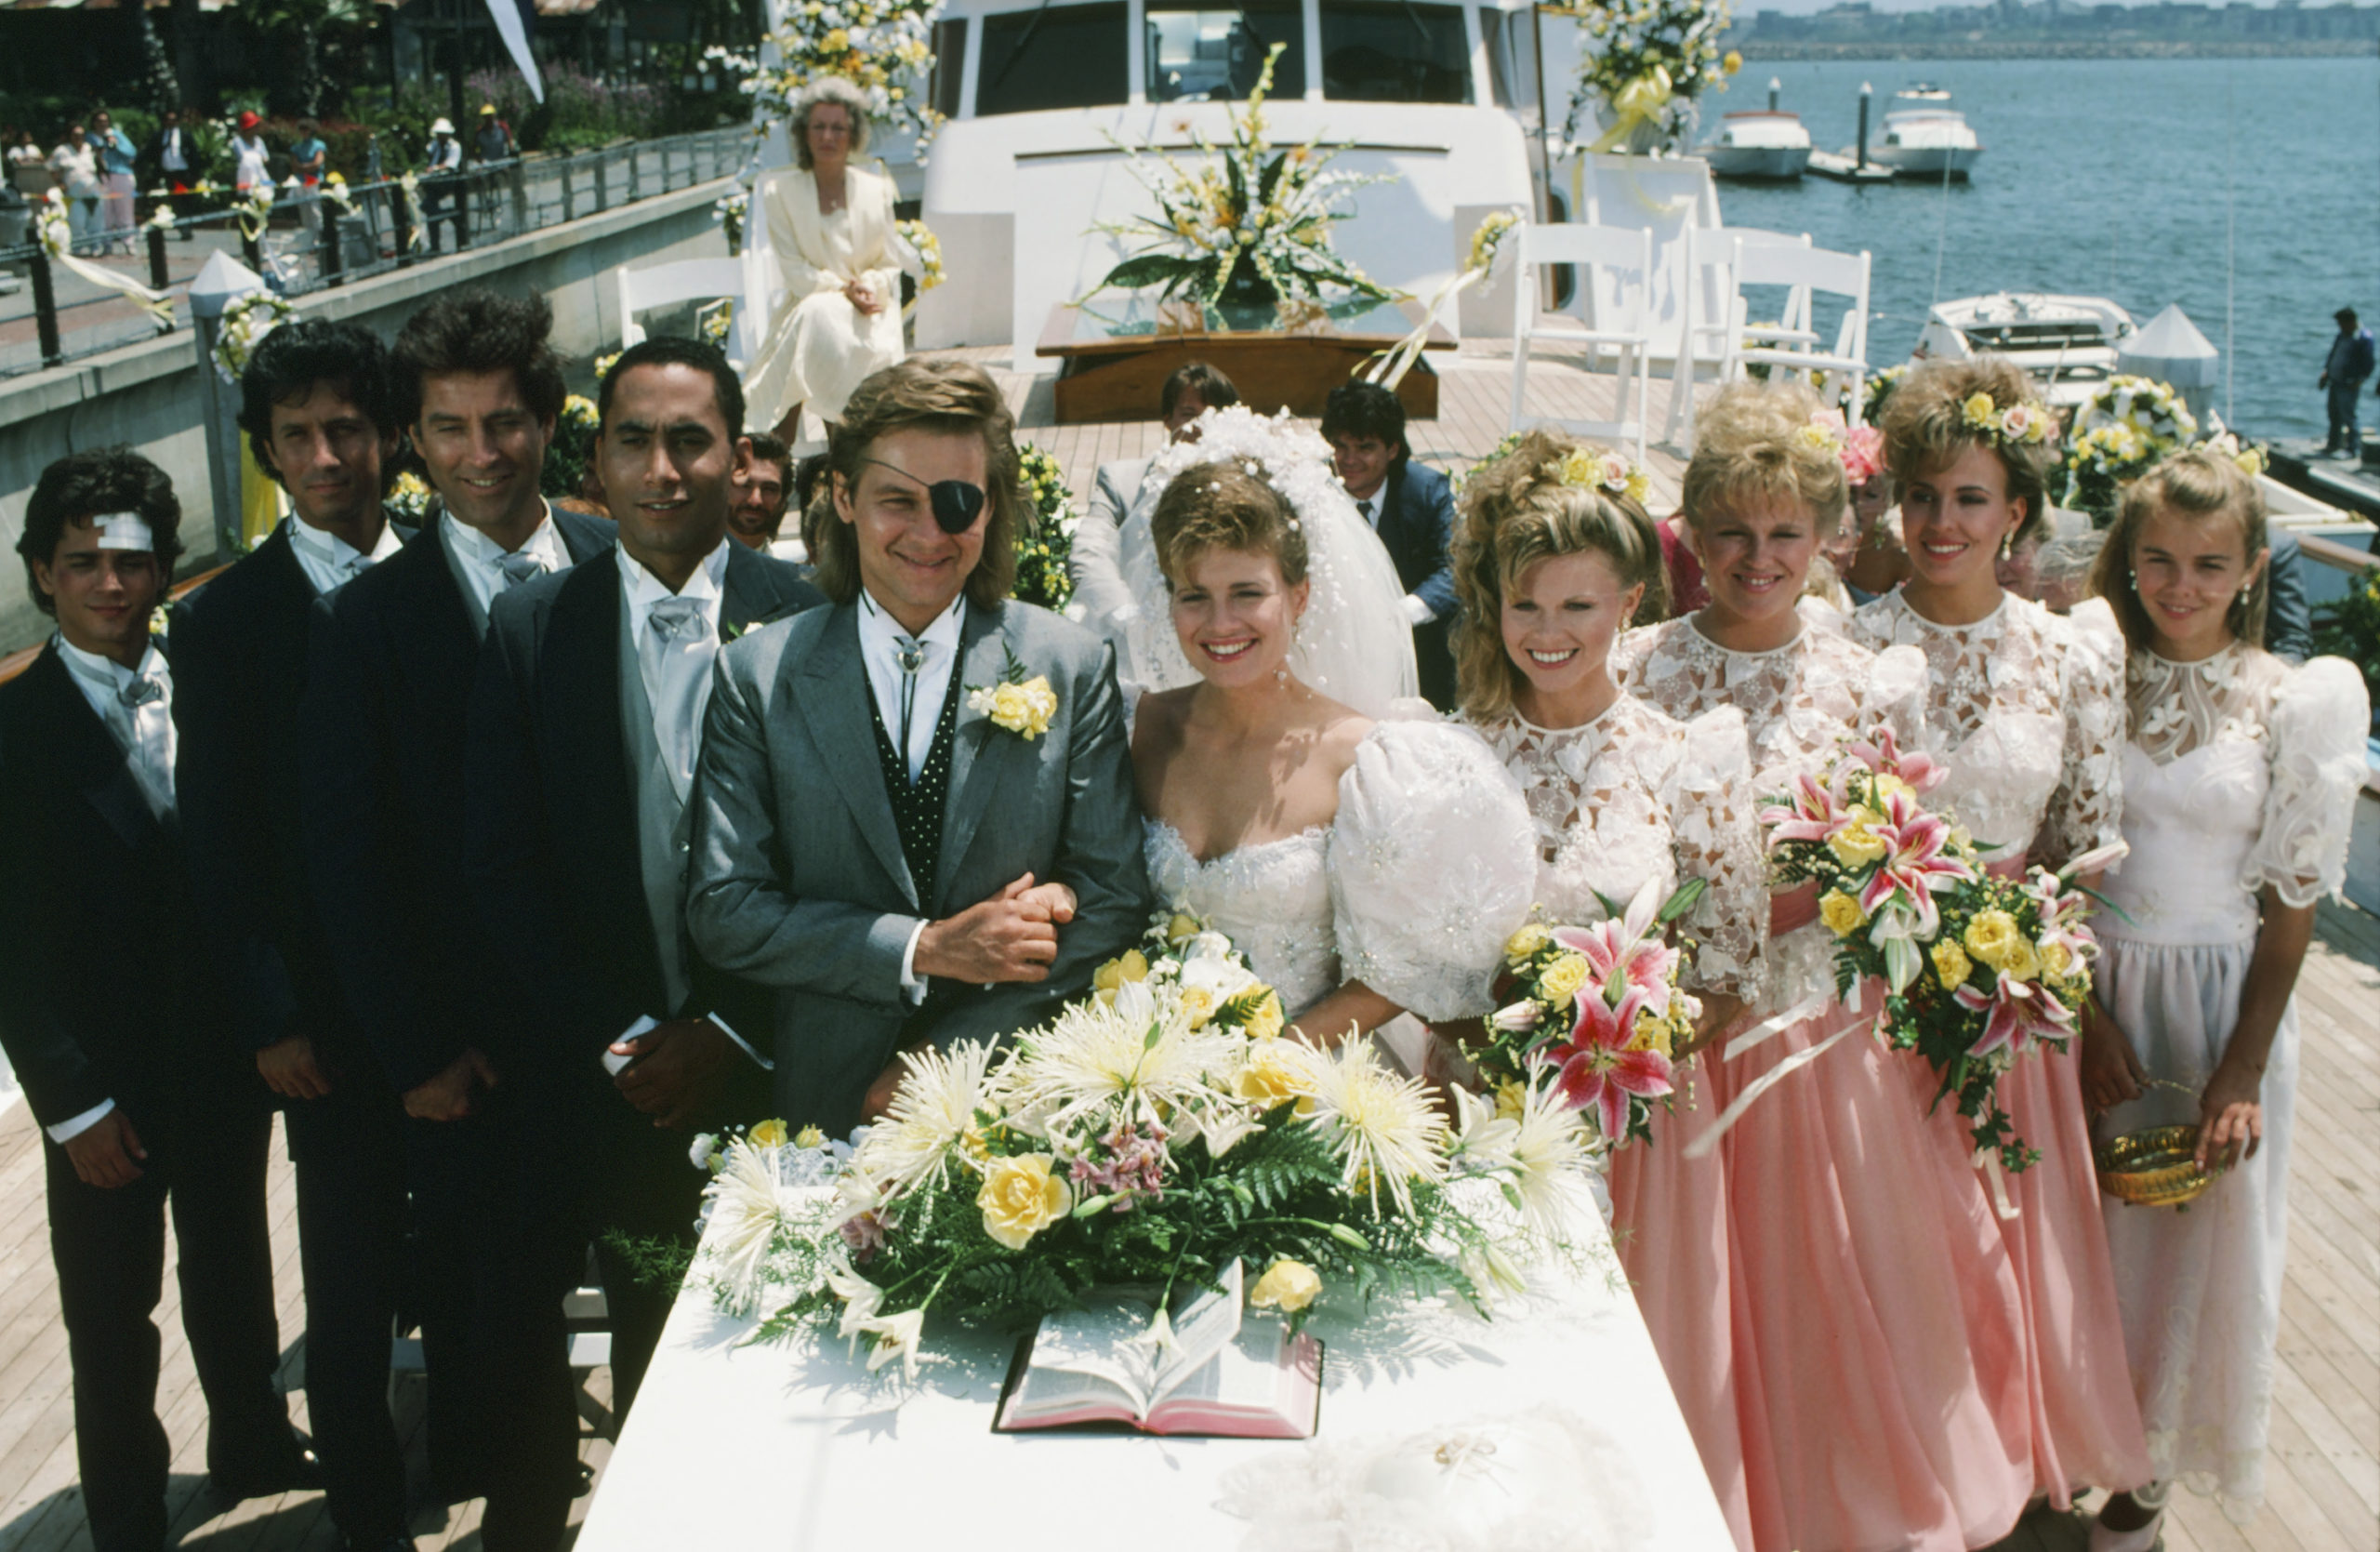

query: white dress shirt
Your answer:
[619,539,729,803]
[285,514,403,597]
[48,636,177,1146]
[855,588,967,1002]
[443,506,569,619]
[160,126,189,174]
[1351,489,1437,628]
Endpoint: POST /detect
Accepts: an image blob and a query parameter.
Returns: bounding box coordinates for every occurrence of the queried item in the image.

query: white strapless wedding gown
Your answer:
[1140,721,1537,1056]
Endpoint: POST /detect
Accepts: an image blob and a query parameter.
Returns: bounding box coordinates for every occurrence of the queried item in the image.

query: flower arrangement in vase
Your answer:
[1550,0,1741,153]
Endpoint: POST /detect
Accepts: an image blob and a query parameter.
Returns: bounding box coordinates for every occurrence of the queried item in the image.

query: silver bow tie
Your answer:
[498,552,544,588]
[120,676,165,709]
[648,597,707,641]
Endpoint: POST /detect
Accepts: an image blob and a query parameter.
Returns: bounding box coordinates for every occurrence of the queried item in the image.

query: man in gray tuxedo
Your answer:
[688,358,1151,1134]
[1068,361,1238,652]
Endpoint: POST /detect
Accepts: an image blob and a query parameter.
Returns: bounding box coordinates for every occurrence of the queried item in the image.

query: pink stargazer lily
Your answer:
[1549,881,1679,1020]
[2023,868,2098,966]
[1760,769,1851,845]
[1846,725,1945,795]
[1542,983,1674,1144]
[1858,789,1975,935]
[1954,969,2076,1060]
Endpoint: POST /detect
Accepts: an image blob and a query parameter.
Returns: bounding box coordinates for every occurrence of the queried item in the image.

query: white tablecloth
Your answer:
[576,1212,1734,1551]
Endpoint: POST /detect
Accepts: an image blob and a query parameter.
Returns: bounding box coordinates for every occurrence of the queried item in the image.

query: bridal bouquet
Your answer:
[1475,880,1704,1150]
[1762,730,2109,1171]
[687,913,1599,1376]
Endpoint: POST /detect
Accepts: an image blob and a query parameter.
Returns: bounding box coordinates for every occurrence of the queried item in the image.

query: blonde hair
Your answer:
[1451,429,1668,722]
[1881,356,2058,550]
[1149,460,1309,587]
[791,77,873,169]
[1680,379,1849,537]
[2089,446,2269,653]
[812,357,1022,610]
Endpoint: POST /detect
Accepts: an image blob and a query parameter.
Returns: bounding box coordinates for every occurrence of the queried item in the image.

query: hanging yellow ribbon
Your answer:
[240,438,289,550]
[1587,66,1674,153]
[1360,209,1521,391]
[33,191,173,331]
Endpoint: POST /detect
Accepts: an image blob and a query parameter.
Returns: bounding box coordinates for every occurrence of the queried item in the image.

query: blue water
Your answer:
[1709,56,2380,442]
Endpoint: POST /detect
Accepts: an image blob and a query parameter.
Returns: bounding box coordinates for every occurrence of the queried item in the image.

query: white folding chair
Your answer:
[612,257,754,370]
[1724,238,1872,422]
[1660,222,1737,448]
[1509,222,1657,463]
[1726,228,1817,354]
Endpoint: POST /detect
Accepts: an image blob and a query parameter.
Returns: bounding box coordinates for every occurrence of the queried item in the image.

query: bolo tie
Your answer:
[895,635,926,781]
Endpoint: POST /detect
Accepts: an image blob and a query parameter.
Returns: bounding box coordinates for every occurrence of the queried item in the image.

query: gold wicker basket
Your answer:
[2096,1125,2223,1209]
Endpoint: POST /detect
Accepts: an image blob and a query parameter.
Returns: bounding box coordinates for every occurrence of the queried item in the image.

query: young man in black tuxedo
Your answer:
[300,288,612,1552]
[174,320,416,1552]
[1321,381,1460,709]
[466,337,823,1437]
[0,451,315,1552]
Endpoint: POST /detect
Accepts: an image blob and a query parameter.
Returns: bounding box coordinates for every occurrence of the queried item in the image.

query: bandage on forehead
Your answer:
[90,512,156,551]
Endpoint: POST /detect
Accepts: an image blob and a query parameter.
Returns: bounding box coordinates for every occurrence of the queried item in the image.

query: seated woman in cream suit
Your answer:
[745,77,904,439]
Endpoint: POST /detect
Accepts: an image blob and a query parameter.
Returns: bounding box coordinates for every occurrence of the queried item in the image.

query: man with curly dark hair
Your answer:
[1,448,318,1552]
[301,287,612,1551]
[175,318,418,1552]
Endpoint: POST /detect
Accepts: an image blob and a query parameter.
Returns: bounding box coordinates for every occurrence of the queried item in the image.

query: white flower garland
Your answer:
[212,289,295,383]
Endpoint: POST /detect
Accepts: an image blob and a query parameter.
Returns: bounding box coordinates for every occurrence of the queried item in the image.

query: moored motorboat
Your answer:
[1701,110,1811,180]
[1869,86,1982,179]
[1912,292,2132,409]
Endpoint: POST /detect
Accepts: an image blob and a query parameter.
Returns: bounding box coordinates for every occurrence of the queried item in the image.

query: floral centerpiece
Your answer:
[685,912,1600,1375]
[2061,375,2198,524]
[1550,0,1740,153]
[1084,45,1396,312]
[1010,443,1078,614]
[1474,881,1705,1149]
[1762,730,2114,1171]
[719,0,945,162]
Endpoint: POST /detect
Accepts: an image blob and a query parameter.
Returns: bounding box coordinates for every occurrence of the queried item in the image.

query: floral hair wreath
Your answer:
[1958,390,2059,452]
[1548,445,1653,508]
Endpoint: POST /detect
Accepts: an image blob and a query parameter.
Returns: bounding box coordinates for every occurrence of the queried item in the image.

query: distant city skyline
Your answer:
[1742,0,2373,16]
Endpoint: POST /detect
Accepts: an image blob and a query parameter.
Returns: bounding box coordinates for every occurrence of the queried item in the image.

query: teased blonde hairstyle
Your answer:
[1451,429,1668,722]
[1881,356,2058,550]
[2089,445,2269,653]
[813,357,1021,610]
[791,77,873,169]
[1149,459,1309,587]
[1680,379,1850,537]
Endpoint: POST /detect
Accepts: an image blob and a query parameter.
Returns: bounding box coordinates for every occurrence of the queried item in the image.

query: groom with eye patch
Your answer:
[687,357,1151,1134]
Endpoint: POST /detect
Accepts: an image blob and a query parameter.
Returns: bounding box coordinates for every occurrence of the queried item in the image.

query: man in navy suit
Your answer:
[175,320,416,1552]
[1320,382,1459,709]
[465,338,821,1441]
[1,450,314,1552]
[301,289,613,1552]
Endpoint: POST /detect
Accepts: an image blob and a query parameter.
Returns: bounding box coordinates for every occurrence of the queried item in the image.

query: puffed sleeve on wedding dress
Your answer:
[1329,721,1537,1021]
[2248,656,2371,905]
[1667,708,1767,1002]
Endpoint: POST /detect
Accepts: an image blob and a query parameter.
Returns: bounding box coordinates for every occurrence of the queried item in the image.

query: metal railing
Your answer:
[0,125,753,378]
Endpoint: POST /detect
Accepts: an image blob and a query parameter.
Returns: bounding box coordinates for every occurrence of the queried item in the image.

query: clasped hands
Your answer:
[841,277,883,317]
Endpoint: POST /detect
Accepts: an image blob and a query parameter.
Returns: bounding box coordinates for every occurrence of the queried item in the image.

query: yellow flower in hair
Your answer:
[1962,391,1998,429]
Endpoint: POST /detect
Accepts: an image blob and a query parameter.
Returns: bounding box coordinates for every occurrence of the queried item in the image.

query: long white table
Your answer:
[576,1211,1734,1551]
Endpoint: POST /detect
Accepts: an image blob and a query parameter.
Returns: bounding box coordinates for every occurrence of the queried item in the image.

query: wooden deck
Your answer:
[0,352,2373,1552]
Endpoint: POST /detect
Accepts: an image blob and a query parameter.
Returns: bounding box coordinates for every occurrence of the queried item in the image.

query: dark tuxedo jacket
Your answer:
[299,508,614,1094]
[0,643,231,1131]
[463,544,824,1093]
[175,520,413,1068]
[1374,459,1460,709]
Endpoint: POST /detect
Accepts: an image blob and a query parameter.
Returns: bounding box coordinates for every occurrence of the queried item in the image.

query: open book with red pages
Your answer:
[993,1260,1322,1439]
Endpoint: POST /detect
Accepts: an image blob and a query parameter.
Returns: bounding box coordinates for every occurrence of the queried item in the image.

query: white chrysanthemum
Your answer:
[852,1040,996,1200]
[1000,991,1239,1133]
[700,1139,795,1313]
[1503,1072,1599,1238]
[1300,1040,1447,1215]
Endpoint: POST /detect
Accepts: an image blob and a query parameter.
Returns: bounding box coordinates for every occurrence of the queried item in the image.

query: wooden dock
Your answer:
[0,350,2372,1552]
[1808,151,1897,184]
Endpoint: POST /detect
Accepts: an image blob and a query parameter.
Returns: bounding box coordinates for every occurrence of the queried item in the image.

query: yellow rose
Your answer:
[1180,986,1217,1028]
[1930,939,1974,988]
[792,1124,826,1149]
[1963,909,2022,971]
[1093,949,1150,998]
[991,682,1032,727]
[1538,952,1591,1002]
[1235,1042,1311,1109]
[977,1154,1070,1251]
[2041,938,2073,978]
[1872,772,1909,803]
[1962,391,1997,428]
[1166,911,1204,946]
[1239,988,1285,1041]
[1828,810,1888,867]
[2001,938,2041,983]
[1249,1259,1322,1313]
[1819,890,1868,937]
[747,1118,789,1149]
[1505,922,1553,960]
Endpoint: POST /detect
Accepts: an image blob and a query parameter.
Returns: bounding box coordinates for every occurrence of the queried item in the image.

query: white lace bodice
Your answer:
[1471,696,1766,1001]
[2102,646,2369,946]
[1141,720,1538,1022]
[1848,590,2125,869]
[1611,617,1926,1004]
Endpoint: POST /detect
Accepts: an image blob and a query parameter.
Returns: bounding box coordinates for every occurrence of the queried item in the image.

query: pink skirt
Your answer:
[1608,1048,1768,1552]
[1730,990,2038,1552]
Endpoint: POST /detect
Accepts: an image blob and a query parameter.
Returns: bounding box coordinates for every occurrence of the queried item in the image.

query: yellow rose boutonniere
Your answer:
[977,1154,1071,1250]
[964,645,1059,740]
[1819,889,1868,937]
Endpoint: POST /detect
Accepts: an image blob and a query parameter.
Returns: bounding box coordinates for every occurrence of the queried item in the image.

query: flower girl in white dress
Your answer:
[1128,431,1535,1053]
[2082,450,2369,1550]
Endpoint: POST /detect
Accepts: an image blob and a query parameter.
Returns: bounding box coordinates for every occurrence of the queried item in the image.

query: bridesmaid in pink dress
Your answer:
[1847,358,2154,1520]
[1614,380,2038,1552]
[1448,430,1771,1549]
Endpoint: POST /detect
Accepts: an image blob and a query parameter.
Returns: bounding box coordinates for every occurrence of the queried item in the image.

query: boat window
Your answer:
[977,2,1130,116]
[1145,3,1304,100]
[1319,0,1474,104]
[931,18,968,120]
[1479,7,1512,108]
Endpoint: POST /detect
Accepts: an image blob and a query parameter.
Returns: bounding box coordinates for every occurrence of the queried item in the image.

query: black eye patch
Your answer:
[930,480,985,535]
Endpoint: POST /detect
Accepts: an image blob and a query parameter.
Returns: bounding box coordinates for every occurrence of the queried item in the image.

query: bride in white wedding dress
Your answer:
[1125,417,1534,1055]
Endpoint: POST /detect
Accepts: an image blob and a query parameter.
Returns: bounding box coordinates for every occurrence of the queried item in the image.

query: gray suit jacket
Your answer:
[686,594,1152,1133]
[1069,456,1151,655]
